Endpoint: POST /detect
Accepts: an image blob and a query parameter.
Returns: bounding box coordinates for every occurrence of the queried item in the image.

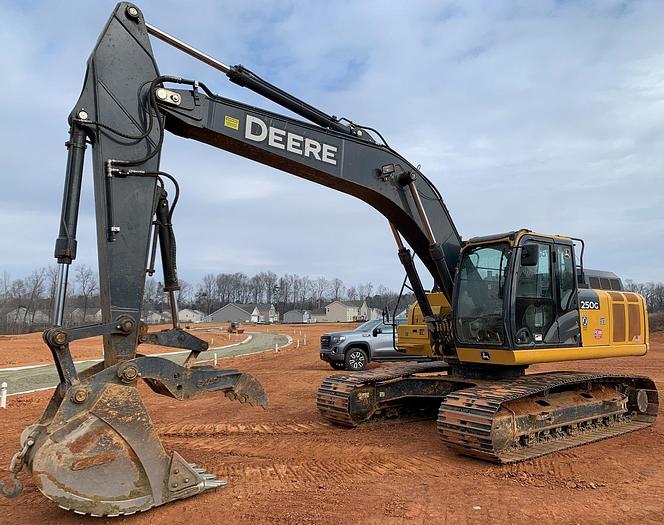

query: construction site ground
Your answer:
[0,323,662,524]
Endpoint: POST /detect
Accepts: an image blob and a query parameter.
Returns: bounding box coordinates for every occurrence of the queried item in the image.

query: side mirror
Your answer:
[521,244,539,267]
[372,327,382,337]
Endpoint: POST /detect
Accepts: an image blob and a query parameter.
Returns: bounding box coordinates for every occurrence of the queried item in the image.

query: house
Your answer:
[4,306,50,325]
[309,308,326,323]
[70,308,102,324]
[370,307,383,320]
[282,309,311,324]
[249,304,279,324]
[143,310,172,324]
[178,308,205,323]
[204,303,278,324]
[322,300,368,322]
[204,303,253,323]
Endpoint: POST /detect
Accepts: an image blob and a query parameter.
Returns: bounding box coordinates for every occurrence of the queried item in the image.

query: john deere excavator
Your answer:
[0,3,657,517]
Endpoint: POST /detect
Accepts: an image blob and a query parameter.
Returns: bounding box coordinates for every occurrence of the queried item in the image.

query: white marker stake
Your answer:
[304,335,307,346]
[214,353,218,367]
[0,382,7,408]
[297,339,300,349]
[275,343,279,353]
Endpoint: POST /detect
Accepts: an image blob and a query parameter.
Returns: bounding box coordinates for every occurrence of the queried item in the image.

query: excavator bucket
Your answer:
[16,357,267,517]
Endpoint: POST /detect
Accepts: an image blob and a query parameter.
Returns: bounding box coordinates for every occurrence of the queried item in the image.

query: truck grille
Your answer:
[320,335,331,349]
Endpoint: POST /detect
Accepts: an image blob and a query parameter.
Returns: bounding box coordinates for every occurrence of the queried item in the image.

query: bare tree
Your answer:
[178,279,193,306]
[4,278,26,329]
[0,271,10,300]
[46,265,60,323]
[331,278,345,301]
[357,282,373,300]
[346,286,358,301]
[261,271,278,304]
[249,274,261,303]
[299,276,312,306]
[198,274,217,314]
[75,265,98,322]
[142,278,159,310]
[24,268,47,323]
[313,276,329,308]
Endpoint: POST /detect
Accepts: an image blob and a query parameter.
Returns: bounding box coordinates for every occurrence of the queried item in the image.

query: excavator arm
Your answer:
[0,3,460,516]
[55,3,460,341]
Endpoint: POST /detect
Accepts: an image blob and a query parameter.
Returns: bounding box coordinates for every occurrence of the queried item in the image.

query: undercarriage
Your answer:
[317,363,658,463]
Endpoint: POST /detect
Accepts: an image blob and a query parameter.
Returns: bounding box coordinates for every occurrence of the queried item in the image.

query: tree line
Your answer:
[147,271,413,318]
[0,266,414,334]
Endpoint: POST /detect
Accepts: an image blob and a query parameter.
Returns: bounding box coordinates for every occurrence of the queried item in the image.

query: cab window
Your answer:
[456,243,510,345]
[556,245,575,312]
[514,242,557,344]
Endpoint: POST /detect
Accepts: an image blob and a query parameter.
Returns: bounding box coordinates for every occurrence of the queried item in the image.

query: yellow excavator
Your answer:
[317,230,655,463]
[0,3,657,517]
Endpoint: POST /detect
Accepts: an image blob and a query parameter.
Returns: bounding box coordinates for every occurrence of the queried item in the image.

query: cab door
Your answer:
[511,240,559,346]
[510,238,580,347]
[552,242,581,346]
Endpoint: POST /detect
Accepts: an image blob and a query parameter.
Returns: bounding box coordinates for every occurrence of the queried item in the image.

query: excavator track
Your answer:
[437,372,658,463]
[318,366,658,464]
[317,361,451,427]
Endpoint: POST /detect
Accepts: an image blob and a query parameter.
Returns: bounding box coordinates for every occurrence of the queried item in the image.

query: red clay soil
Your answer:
[0,325,662,524]
[0,324,246,368]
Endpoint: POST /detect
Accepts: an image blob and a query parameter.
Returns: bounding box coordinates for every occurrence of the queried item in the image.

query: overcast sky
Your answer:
[1,0,662,291]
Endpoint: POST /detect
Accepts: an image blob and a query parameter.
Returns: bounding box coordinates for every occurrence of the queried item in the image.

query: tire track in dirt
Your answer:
[504,451,581,477]
[162,429,449,487]
[159,421,333,436]
[216,455,438,485]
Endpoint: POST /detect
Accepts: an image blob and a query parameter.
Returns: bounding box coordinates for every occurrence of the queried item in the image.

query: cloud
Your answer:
[0,0,662,291]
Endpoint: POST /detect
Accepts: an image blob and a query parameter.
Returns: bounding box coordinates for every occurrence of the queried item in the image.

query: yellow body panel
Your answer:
[397,292,449,356]
[457,344,647,365]
[580,290,648,348]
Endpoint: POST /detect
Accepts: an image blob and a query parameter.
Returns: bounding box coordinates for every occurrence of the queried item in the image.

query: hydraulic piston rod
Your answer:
[146,23,231,74]
[51,126,87,325]
[145,23,353,134]
[397,172,455,300]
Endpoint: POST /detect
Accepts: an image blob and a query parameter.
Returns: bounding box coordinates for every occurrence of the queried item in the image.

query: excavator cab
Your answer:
[454,231,580,350]
[397,229,649,367]
[452,230,648,366]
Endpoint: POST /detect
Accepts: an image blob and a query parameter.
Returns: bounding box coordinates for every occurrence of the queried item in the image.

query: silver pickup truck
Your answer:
[319,318,422,371]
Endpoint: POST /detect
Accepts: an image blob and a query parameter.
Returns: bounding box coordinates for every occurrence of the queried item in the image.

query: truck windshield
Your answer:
[455,243,510,345]
[354,320,381,332]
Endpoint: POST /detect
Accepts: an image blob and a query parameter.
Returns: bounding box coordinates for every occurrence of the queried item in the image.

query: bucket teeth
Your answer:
[202,478,228,489]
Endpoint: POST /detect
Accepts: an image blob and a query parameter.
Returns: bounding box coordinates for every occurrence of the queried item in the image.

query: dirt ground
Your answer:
[0,324,246,367]
[0,324,662,524]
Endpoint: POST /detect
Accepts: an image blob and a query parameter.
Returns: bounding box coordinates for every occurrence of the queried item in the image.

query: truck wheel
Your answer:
[345,347,368,371]
[330,362,345,370]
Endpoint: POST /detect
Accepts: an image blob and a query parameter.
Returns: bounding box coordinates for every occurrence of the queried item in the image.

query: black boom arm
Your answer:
[158,84,461,294]
[52,3,462,364]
